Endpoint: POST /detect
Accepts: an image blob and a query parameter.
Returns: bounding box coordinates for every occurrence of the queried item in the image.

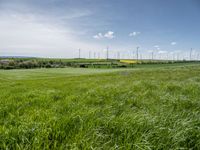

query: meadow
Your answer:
[0,63,200,149]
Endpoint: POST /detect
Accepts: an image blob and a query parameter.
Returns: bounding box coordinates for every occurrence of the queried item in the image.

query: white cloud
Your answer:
[129,31,140,37]
[171,42,177,45]
[93,31,115,39]
[0,12,104,58]
[104,31,115,39]
[0,1,110,58]
[93,33,104,39]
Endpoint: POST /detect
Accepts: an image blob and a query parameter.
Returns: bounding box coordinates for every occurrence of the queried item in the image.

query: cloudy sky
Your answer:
[0,0,199,58]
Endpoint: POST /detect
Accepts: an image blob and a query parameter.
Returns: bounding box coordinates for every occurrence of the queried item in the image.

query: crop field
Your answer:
[0,63,200,149]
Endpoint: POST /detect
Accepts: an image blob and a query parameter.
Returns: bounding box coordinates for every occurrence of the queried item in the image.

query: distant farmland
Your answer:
[0,63,200,149]
[0,57,199,69]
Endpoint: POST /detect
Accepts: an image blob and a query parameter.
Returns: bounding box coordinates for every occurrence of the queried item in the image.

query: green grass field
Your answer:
[0,63,200,149]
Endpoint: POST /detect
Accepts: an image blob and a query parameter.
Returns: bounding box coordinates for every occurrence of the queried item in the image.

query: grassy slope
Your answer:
[0,64,200,149]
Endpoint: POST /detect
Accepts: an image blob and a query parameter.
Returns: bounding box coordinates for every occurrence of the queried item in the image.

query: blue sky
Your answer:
[0,0,199,59]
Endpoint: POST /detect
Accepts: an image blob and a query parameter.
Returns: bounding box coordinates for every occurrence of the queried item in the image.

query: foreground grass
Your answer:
[0,64,200,149]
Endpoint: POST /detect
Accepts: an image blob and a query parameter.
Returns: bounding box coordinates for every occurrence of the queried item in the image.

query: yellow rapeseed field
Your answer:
[120,60,138,64]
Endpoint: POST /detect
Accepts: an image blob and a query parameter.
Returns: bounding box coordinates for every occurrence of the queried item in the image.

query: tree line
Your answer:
[0,59,79,69]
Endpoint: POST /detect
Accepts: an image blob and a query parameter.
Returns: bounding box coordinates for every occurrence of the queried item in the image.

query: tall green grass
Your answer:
[0,65,200,149]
